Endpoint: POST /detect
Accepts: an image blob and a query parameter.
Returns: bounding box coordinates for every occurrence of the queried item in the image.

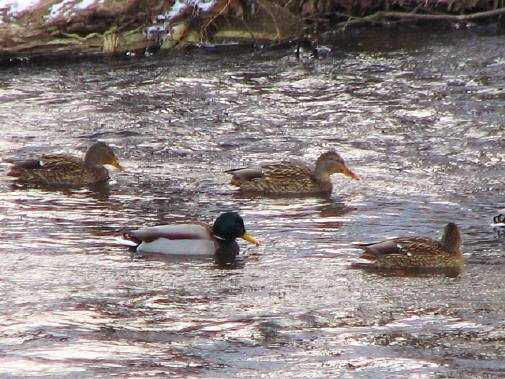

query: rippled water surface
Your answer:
[1,26,504,378]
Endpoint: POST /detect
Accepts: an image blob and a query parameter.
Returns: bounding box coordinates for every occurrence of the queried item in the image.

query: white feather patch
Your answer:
[137,238,216,256]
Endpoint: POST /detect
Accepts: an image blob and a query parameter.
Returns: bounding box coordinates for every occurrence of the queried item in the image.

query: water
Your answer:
[0,25,504,377]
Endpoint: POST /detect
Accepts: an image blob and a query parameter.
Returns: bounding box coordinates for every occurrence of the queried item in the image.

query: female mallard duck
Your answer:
[355,223,463,270]
[225,150,359,194]
[123,212,260,258]
[7,141,124,186]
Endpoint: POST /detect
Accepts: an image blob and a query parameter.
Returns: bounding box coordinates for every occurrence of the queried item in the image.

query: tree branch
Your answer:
[334,6,505,30]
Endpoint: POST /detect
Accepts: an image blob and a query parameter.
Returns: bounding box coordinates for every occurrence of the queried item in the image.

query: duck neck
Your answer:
[214,238,239,258]
[441,232,462,255]
[213,234,228,242]
[84,149,103,168]
[313,165,331,184]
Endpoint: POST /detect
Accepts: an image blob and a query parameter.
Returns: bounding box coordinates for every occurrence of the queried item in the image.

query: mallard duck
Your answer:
[355,223,464,270]
[225,150,359,194]
[6,141,124,186]
[493,213,505,227]
[493,214,505,238]
[123,212,260,258]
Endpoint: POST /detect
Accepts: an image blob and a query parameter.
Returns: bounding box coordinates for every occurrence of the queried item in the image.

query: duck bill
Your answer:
[110,158,125,172]
[241,232,260,246]
[343,165,360,180]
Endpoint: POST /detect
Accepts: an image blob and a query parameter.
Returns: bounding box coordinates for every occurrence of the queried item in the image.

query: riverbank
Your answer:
[1,0,504,61]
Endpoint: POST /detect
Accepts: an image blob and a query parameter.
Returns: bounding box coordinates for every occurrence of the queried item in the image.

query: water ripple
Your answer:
[0,27,504,377]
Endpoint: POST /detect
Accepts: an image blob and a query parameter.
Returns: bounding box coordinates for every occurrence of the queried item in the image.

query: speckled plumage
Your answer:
[229,162,325,193]
[7,142,124,186]
[356,223,464,270]
[8,154,108,186]
[226,150,359,194]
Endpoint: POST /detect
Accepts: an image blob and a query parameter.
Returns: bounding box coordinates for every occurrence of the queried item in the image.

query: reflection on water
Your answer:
[350,262,464,279]
[0,25,504,377]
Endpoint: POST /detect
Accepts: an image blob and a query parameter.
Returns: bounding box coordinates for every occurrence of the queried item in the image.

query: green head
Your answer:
[213,212,259,246]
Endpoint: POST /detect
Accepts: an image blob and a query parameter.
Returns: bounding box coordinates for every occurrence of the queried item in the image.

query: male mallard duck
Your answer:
[6,141,124,186]
[494,213,505,227]
[225,150,359,194]
[355,223,463,270]
[493,214,505,238]
[123,212,260,258]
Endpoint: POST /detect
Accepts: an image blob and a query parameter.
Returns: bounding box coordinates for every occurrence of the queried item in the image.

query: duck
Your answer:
[123,212,260,258]
[493,213,505,227]
[493,214,505,238]
[354,223,463,271]
[6,141,124,186]
[225,150,359,194]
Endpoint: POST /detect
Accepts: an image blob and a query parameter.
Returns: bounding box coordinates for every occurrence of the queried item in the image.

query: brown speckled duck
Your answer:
[225,150,360,194]
[355,223,464,271]
[7,141,124,186]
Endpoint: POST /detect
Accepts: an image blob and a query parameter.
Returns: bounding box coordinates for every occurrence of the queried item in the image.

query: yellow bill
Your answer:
[241,232,260,246]
[110,158,126,172]
[343,165,360,180]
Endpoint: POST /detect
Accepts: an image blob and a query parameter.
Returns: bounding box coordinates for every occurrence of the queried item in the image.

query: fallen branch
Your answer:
[334,6,505,30]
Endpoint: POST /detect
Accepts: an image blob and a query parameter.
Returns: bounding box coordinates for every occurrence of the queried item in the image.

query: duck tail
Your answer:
[229,177,241,186]
[352,242,377,260]
[7,167,21,177]
[122,231,140,244]
[6,159,43,177]
[359,252,377,261]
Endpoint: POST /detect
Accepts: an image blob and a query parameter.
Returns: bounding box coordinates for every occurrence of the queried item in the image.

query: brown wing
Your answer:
[40,154,85,171]
[393,237,444,256]
[5,158,43,170]
[226,160,318,193]
[225,166,264,181]
[227,161,313,181]
[8,154,88,185]
[7,154,83,173]
[260,161,313,179]
[358,237,444,259]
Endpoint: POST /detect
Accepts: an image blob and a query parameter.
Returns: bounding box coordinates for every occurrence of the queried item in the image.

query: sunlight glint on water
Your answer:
[0,27,504,378]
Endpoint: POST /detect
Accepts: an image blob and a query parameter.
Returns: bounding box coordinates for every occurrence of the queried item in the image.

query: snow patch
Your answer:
[75,0,95,10]
[147,0,218,41]
[47,0,73,19]
[0,0,40,16]
[158,0,217,22]
[163,0,188,20]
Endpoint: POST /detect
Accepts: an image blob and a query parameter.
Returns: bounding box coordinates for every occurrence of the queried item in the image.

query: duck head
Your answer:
[85,141,125,171]
[213,212,260,246]
[315,150,359,180]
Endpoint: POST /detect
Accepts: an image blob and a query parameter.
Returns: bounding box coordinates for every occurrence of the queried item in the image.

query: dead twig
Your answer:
[334,6,505,30]
[201,0,235,42]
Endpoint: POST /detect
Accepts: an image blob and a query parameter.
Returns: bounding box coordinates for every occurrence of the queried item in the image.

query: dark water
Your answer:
[0,26,504,377]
